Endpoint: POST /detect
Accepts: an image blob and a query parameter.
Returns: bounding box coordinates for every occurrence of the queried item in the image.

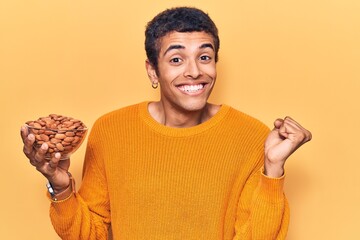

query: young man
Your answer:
[21,7,311,239]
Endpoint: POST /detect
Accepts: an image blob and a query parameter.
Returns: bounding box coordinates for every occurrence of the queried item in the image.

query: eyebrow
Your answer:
[163,43,214,56]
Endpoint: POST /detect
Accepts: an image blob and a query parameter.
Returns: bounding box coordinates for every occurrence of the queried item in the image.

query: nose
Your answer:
[184,59,202,79]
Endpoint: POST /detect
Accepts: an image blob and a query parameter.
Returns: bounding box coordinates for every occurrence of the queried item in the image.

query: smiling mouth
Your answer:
[177,83,205,93]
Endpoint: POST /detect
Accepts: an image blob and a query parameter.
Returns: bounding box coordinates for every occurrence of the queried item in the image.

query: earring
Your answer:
[152,82,158,89]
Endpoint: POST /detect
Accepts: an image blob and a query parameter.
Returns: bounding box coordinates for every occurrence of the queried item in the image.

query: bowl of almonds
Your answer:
[26,114,88,160]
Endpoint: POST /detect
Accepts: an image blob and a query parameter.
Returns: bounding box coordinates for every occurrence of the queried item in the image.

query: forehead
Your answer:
[159,31,214,53]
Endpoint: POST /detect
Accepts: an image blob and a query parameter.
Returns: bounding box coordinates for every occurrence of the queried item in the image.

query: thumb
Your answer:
[273,118,283,129]
[273,118,288,139]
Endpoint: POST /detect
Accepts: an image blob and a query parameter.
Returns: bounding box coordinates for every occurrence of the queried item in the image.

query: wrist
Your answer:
[47,172,75,201]
[52,183,70,194]
[264,161,285,178]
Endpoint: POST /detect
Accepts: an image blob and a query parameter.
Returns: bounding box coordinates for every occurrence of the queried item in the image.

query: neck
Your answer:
[148,101,219,128]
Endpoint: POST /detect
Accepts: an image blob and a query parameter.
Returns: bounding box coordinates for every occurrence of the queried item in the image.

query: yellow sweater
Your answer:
[49,101,289,240]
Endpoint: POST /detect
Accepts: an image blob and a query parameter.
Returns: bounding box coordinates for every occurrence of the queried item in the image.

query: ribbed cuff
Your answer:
[257,169,285,203]
[48,191,79,217]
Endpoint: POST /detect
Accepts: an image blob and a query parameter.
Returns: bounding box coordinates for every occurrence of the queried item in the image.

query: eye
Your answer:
[170,57,182,64]
[200,55,212,61]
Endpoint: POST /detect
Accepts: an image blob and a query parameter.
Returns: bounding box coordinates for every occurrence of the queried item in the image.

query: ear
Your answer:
[145,60,158,84]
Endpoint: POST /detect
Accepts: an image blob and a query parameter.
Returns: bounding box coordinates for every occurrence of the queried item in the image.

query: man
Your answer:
[21,7,311,239]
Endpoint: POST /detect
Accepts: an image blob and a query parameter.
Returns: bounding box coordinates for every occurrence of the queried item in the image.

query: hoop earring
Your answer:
[152,82,158,89]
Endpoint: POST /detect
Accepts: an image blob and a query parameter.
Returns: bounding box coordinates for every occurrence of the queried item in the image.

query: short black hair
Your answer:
[145,7,220,71]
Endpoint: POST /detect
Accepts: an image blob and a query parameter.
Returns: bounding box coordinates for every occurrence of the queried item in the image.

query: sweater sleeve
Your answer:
[233,168,290,240]
[48,120,111,240]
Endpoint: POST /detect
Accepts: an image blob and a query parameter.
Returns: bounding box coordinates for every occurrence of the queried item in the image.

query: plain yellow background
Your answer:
[1,0,359,239]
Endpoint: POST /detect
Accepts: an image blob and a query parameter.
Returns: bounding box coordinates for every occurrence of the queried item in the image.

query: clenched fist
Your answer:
[264,116,312,178]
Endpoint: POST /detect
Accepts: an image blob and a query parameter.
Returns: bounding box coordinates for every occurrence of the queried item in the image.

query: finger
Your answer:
[20,125,29,143]
[282,118,301,132]
[21,125,35,149]
[284,116,311,137]
[283,116,304,130]
[33,142,49,165]
[47,152,61,172]
[275,116,304,129]
[23,133,36,156]
[57,157,71,172]
[283,123,312,147]
[283,117,312,142]
[277,116,304,135]
[273,117,312,143]
[273,118,284,129]
[21,125,36,155]
[272,118,288,136]
[278,122,289,139]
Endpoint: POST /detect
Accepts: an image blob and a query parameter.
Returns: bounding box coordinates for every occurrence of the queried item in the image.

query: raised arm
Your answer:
[233,117,311,239]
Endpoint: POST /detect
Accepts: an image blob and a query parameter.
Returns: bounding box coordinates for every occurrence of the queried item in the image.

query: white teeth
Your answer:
[179,84,204,92]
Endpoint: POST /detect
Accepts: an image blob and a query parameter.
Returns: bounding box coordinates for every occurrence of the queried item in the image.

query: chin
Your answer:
[180,100,208,112]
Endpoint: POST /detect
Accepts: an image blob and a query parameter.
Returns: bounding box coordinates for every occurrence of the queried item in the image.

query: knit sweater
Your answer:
[49,101,289,240]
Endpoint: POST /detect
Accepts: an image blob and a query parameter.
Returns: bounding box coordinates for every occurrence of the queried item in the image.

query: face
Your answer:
[146,31,217,113]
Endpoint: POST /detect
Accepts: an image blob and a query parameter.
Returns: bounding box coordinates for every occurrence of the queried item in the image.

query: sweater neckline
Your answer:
[139,101,231,137]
